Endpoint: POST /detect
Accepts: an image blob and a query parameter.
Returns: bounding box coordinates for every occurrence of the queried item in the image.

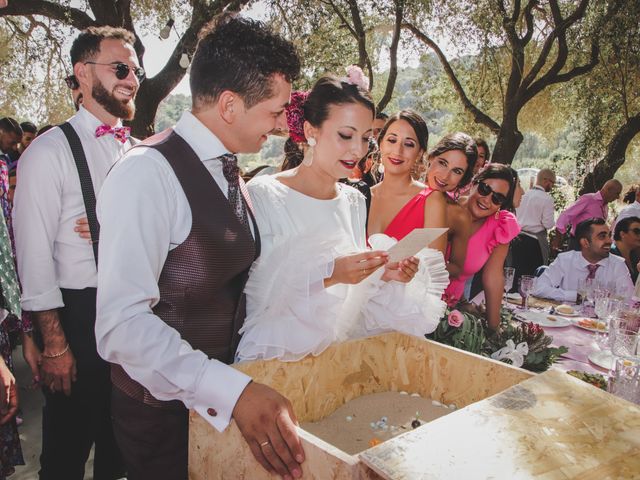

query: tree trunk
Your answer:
[490,121,523,165]
[579,112,640,194]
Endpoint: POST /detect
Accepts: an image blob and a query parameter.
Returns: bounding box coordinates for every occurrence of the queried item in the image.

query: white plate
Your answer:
[554,310,580,317]
[506,292,522,301]
[574,320,608,333]
[514,311,572,328]
[588,350,614,370]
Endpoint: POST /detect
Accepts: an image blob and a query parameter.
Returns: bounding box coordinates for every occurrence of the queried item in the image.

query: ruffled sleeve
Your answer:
[487,210,521,251]
[236,233,355,362]
[341,234,449,339]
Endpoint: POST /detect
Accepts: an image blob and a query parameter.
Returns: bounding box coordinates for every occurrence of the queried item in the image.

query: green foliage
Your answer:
[427,309,486,355]
[428,305,568,373]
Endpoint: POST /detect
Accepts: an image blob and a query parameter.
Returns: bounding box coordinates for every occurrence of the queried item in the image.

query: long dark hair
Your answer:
[428,132,478,188]
[473,163,519,212]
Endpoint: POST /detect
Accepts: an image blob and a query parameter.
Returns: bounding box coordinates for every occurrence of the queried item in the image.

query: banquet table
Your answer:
[474,294,609,375]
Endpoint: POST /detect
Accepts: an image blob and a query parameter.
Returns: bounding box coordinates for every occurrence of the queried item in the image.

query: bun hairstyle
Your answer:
[473,163,519,212]
[428,132,478,188]
[281,74,375,171]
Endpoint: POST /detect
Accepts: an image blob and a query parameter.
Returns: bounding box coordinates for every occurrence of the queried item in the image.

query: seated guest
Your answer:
[443,164,521,330]
[533,218,634,302]
[556,179,622,248]
[512,168,556,288]
[614,184,640,229]
[611,216,640,283]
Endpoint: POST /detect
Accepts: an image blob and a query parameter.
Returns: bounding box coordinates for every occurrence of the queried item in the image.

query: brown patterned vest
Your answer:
[111,131,259,408]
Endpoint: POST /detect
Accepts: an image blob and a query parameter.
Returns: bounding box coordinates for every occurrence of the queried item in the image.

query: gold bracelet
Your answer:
[42,344,70,359]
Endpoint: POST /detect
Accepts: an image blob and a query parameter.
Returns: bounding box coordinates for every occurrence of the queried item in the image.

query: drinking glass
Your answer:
[518,275,535,310]
[608,357,640,405]
[503,267,515,305]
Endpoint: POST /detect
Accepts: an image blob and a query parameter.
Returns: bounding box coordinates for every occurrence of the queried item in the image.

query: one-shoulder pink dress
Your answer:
[444,210,520,306]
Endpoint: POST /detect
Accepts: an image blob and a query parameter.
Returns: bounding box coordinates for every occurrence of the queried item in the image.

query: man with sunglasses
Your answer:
[533,218,634,302]
[13,26,139,479]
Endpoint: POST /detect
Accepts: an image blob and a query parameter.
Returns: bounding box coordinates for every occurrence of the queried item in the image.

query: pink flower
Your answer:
[345,65,370,90]
[448,309,464,328]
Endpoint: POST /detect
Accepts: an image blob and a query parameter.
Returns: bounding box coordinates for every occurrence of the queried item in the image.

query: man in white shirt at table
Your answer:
[532,218,634,303]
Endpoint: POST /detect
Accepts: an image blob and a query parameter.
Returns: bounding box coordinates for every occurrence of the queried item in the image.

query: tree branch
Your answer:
[405,22,500,133]
[0,0,97,30]
[376,0,402,111]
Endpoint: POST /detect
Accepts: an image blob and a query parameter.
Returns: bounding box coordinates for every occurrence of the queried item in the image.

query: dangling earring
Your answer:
[495,210,500,220]
[454,189,461,202]
[378,163,385,174]
[303,138,315,167]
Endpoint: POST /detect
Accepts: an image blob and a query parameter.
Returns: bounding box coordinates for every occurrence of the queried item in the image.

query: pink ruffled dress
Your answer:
[444,210,520,306]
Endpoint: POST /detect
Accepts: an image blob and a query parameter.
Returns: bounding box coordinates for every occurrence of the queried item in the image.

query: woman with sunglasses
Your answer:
[443,164,521,330]
[422,132,478,278]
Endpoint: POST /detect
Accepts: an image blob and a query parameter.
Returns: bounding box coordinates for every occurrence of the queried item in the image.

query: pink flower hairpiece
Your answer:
[285,90,309,143]
[344,65,370,91]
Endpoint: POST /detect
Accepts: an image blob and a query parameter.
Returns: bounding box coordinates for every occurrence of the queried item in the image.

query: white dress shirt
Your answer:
[532,250,634,302]
[516,186,555,236]
[96,111,251,432]
[614,201,640,229]
[13,106,131,311]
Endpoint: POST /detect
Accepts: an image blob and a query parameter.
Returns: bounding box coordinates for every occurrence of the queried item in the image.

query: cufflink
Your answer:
[207,408,217,417]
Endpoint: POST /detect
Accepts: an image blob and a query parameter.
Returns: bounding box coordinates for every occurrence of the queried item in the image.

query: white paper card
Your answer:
[387,227,448,262]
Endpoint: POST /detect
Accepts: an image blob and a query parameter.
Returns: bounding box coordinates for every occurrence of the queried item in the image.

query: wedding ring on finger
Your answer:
[259,440,270,448]
[362,268,367,276]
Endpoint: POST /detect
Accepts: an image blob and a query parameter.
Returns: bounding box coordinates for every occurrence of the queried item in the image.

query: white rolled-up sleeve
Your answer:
[96,149,251,431]
[532,256,576,303]
[13,137,66,311]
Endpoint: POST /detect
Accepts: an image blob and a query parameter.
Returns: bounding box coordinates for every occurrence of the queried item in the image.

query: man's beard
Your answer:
[92,79,135,120]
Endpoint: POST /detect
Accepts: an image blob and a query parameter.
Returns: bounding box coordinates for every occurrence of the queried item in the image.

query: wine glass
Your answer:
[518,275,535,310]
[503,267,515,306]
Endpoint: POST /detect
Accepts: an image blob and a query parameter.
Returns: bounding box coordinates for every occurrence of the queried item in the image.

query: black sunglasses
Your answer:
[84,61,145,82]
[476,180,507,206]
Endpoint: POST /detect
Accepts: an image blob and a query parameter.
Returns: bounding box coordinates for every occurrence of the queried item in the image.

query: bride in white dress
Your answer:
[236,72,449,362]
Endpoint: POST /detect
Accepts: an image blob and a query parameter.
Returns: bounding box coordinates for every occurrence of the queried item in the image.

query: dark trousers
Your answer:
[111,387,188,480]
[38,288,125,480]
[511,234,544,293]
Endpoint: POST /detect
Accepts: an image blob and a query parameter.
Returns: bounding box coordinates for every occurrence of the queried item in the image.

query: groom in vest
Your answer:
[95,15,304,480]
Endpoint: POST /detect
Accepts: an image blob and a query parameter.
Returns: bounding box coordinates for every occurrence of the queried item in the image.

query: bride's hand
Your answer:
[381,256,419,283]
[324,250,389,287]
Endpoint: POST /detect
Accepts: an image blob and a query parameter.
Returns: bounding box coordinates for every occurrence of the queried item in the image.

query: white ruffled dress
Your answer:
[235,175,449,362]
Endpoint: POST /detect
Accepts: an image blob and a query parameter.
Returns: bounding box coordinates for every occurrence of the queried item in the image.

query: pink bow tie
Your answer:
[95,124,131,144]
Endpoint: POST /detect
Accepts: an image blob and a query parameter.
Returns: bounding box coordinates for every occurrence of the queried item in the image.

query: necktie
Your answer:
[95,124,131,144]
[0,213,21,319]
[586,264,600,280]
[218,154,250,231]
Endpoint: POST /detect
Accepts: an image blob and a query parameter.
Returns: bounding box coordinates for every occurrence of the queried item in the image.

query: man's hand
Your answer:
[40,348,77,396]
[232,382,304,480]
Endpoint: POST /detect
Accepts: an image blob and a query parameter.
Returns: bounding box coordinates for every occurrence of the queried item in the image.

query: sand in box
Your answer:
[301,392,453,455]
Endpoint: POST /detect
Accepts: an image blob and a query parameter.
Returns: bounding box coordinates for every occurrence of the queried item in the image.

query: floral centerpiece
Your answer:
[427,303,568,373]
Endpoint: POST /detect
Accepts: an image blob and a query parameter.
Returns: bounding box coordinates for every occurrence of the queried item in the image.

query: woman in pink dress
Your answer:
[368,110,447,253]
[444,164,521,329]
[422,132,478,278]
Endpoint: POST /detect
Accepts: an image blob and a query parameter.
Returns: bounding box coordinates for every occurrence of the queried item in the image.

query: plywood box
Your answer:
[189,332,534,479]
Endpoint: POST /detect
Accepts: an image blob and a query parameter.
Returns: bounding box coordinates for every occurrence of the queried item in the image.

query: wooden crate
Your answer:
[189,332,533,479]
